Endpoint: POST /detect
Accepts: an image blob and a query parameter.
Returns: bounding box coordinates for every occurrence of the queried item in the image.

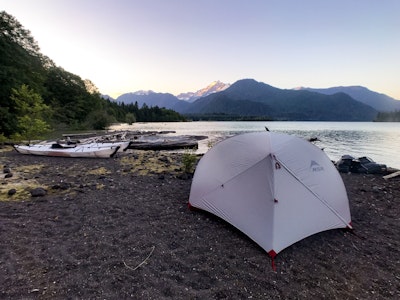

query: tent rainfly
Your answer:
[188,132,352,268]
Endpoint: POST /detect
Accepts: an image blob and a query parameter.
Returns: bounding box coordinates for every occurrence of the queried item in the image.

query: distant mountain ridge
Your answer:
[116,91,190,112]
[179,79,377,121]
[116,79,400,121]
[297,86,400,112]
[115,81,231,111]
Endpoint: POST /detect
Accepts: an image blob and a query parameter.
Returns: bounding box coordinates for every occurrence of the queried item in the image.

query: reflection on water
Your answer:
[110,121,400,169]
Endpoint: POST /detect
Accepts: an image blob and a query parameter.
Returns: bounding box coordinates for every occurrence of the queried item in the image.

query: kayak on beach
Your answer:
[13,142,121,158]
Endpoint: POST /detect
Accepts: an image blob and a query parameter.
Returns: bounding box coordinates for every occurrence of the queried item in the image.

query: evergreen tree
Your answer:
[10,84,52,140]
[0,11,48,136]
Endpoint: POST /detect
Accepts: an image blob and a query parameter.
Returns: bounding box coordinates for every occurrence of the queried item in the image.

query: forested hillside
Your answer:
[180,79,378,121]
[374,111,400,122]
[0,11,185,141]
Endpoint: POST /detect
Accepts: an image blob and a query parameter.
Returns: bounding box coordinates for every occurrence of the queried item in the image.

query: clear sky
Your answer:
[2,0,400,99]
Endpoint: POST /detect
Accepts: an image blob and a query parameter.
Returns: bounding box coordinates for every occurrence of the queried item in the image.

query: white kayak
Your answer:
[90,141,131,152]
[13,143,121,158]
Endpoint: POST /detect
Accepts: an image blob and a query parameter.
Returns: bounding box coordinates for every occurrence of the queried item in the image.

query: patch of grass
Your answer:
[0,145,14,153]
[182,149,198,174]
[0,180,49,201]
[1,164,53,201]
[0,183,32,201]
[96,183,105,190]
[87,167,111,176]
[120,151,181,175]
[14,164,45,174]
[0,178,73,201]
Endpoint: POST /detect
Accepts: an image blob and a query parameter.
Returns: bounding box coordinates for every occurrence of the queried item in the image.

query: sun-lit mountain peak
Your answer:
[132,90,154,96]
[177,80,230,102]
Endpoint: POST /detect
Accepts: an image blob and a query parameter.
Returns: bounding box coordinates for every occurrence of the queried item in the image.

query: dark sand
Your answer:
[0,148,399,299]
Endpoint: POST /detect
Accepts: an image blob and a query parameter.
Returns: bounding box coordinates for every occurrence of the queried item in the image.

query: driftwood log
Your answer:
[127,139,198,150]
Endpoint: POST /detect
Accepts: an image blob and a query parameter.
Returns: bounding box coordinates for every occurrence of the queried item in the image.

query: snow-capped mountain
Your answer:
[177,80,230,102]
[132,90,155,96]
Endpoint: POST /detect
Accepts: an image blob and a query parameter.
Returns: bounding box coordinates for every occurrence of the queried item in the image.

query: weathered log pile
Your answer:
[62,130,207,151]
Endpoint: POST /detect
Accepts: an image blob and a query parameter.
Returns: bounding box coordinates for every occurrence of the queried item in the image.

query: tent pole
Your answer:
[274,156,352,229]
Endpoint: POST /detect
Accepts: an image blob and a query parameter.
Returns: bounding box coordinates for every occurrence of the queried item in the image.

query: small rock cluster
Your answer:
[2,165,15,196]
[2,164,48,199]
[3,165,12,178]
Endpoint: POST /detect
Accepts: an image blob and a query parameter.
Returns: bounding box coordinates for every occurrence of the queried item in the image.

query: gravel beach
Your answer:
[1,147,399,299]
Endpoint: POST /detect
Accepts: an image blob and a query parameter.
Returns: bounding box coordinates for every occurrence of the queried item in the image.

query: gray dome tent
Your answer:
[189,132,352,267]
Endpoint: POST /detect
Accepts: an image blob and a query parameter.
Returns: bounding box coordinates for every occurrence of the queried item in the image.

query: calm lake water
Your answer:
[110,121,400,169]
